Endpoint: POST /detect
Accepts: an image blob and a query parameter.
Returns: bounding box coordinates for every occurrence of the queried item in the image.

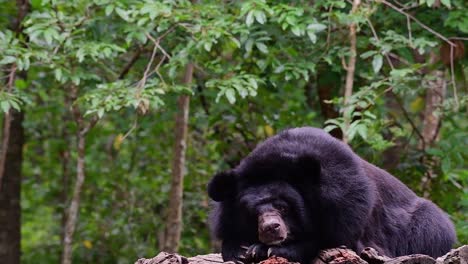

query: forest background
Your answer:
[0,0,467,264]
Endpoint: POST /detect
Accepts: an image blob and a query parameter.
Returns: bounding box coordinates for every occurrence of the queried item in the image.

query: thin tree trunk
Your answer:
[61,85,97,264]
[0,1,29,263]
[61,131,85,264]
[343,0,361,144]
[163,62,193,253]
[0,110,24,264]
[0,110,12,189]
[419,53,446,198]
[420,56,446,149]
[59,93,72,260]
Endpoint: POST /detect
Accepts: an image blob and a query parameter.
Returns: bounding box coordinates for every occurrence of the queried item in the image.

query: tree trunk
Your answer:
[0,110,24,264]
[59,93,72,260]
[163,63,194,252]
[61,131,85,264]
[420,67,446,149]
[419,53,446,198]
[61,85,97,264]
[342,0,361,144]
[0,1,29,263]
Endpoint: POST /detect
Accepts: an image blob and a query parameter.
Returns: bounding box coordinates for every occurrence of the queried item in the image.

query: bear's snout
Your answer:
[258,212,288,245]
[264,222,280,232]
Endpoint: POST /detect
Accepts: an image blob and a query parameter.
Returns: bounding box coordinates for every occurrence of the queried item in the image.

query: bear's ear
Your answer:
[207,170,237,202]
[294,155,321,185]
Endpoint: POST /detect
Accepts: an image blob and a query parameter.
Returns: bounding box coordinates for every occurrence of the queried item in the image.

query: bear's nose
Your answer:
[264,222,280,233]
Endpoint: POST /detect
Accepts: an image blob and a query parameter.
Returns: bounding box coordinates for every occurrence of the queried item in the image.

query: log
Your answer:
[436,245,468,264]
[313,247,367,264]
[134,246,468,264]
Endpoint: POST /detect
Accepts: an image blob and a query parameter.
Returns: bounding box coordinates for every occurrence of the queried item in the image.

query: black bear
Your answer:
[207,127,456,264]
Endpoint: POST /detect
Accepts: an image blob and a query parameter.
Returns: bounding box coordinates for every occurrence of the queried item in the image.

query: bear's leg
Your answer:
[266,241,318,263]
[222,241,268,263]
[405,200,456,258]
[221,241,246,262]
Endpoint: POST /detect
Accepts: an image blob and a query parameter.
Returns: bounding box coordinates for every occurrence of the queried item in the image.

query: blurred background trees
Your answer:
[0,0,466,263]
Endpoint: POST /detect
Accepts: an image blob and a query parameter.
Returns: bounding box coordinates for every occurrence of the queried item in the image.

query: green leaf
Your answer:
[1,101,9,113]
[116,8,130,21]
[204,41,212,52]
[291,26,302,36]
[105,5,114,16]
[71,76,80,85]
[9,100,20,111]
[14,79,27,89]
[230,37,241,48]
[235,84,248,98]
[0,56,16,65]
[356,124,368,139]
[372,55,383,74]
[43,28,55,45]
[248,78,258,89]
[441,158,451,173]
[98,109,105,118]
[255,42,268,53]
[361,50,377,59]
[245,39,254,54]
[76,49,85,63]
[54,68,62,82]
[307,23,327,32]
[137,17,149,26]
[323,124,338,132]
[426,0,436,6]
[225,88,236,104]
[246,10,255,26]
[254,10,266,24]
[307,31,317,43]
[441,0,451,8]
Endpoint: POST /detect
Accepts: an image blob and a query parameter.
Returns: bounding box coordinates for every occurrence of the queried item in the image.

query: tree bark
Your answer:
[0,110,24,264]
[61,129,85,264]
[0,108,12,190]
[61,85,97,264]
[419,52,446,198]
[0,1,29,263]
[420,68,446,148]
[59,93,72,260]
[163,63,194,252]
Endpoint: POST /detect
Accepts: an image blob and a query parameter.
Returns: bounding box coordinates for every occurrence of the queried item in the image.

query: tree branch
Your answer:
[449,44,459,110]
[118,46,145,80]
[390,92,425,147]
[343,0,361,144]
[366,19,395,70]
[380,0,456,47]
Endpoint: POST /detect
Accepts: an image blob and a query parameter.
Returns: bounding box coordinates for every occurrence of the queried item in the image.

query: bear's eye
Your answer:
[276,204,288,214]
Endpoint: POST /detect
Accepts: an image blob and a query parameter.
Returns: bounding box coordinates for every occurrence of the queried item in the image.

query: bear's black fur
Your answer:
[207,127,456,264]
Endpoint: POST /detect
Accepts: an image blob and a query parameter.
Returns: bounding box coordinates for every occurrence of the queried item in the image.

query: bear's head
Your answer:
[208,174,313,245]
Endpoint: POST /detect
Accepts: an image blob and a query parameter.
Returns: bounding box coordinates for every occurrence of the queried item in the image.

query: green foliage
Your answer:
[206,73,261,104]
[0,91,23,113]
[0,0,466,262]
